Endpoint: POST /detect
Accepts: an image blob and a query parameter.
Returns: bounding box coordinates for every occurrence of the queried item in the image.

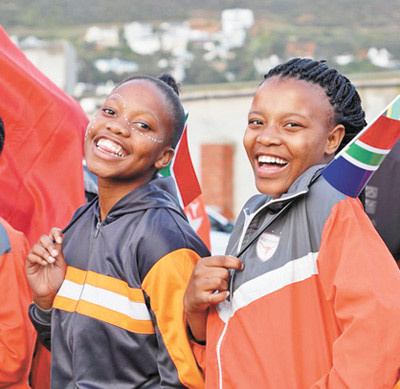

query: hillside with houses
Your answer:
[2,1,400,99]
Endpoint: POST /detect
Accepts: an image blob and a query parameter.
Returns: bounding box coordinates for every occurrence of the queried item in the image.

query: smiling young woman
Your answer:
[184,58,400,388]
[244,76,344,198]
[26,74,210,388]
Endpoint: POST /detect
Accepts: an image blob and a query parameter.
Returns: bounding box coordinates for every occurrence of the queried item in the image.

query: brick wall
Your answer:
[201,143,234,219]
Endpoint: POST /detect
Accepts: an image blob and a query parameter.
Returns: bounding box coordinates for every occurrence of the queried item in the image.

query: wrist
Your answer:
[34,304,53,322]
[33,295,55,311]
[185,310,209,342]
[187,324,206,345]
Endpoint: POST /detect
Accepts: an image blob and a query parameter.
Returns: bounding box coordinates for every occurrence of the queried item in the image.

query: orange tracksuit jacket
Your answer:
[0,218,36,388]
[193,165,400,389]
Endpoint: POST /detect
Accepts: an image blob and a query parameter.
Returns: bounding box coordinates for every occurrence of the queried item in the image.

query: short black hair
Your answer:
[263,58,367,152]
[0,116,4,154]
[117,73,185,149]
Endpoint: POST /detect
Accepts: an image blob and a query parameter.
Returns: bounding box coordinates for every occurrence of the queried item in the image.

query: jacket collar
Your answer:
[88,176,183,225]
[248,164,326,214]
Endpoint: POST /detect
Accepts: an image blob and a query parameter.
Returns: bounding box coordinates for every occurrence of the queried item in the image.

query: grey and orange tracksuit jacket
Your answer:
[30,176,210,388]
[193,165,400,388]
[0,218,36,388]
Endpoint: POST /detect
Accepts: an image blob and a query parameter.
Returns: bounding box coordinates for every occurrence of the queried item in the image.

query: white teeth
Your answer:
[96,138,125,157]
[258,155,288,165]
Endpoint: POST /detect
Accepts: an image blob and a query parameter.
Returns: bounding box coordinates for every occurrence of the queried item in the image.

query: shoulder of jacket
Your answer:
[0,219,27,256]
[307,177,347,209]
[0,221,11,256]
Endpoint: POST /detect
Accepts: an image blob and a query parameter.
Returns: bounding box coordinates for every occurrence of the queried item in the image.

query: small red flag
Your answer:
[160,115,210,248]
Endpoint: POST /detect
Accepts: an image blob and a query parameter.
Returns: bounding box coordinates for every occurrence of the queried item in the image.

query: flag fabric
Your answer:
[184,196,211,250]
[160,114,202,207]
[0,24,88,246]
[322,95,400,197]
[160,114,211,249]
[0,24,88,389]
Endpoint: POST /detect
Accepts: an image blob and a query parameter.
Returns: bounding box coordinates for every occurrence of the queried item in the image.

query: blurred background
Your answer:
[2,0,400,219]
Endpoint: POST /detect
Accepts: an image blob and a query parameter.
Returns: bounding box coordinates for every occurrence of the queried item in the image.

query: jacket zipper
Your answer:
[217,190,308,388]
[95,220,102,238]
[71,218,102,383]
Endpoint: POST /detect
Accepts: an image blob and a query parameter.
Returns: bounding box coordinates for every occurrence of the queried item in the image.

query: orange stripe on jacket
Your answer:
[142,248,204,389]
[76,300,154,334]
[53,266,154,334]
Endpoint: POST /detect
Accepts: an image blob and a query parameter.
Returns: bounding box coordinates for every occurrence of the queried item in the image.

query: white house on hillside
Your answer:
[84,26,120,48]
[220,8,254,49]
[124,22,160,55]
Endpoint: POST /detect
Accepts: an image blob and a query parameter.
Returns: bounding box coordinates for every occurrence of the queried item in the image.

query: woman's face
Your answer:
[244,76,344,197]
[84,79,174,188]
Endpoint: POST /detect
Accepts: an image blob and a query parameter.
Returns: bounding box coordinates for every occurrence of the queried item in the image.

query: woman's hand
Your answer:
[26,227,67,310]
[184,255,244,342]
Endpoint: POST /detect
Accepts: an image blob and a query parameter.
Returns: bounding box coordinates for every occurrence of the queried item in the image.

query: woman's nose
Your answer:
[257,124,282,146]
[106,119,130,137]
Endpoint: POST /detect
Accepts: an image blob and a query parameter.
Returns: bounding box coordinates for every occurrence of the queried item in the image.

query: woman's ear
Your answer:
[325,124,345,156]
[155,147,175,170]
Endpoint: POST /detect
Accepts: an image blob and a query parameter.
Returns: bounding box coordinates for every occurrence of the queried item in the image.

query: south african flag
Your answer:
[322,95,400,197]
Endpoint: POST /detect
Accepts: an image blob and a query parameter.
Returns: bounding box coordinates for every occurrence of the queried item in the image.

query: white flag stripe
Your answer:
[355,140,391,154]
[341,152,379,171]
[56,280,151,321]
[218,252,319,323]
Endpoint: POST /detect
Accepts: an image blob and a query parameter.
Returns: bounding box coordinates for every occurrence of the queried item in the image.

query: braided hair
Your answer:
[117,73,185,149]
[0,116,4,155]
[263,57,367,152]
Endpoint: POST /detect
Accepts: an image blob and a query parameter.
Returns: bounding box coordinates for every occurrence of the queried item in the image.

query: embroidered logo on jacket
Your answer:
[256,232,280,262]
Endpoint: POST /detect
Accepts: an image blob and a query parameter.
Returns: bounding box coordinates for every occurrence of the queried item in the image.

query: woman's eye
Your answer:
[285,122,301,128]
[103,108,115,116]
[284,122,303,131]
[132,122,151,131]
[248,119,263,126]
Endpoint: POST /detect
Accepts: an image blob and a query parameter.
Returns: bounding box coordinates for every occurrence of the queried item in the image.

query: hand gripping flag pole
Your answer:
[322,95,400,198]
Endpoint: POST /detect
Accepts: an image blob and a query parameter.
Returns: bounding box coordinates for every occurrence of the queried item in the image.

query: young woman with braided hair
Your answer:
[184,58,400,388]
[26,74,210,388]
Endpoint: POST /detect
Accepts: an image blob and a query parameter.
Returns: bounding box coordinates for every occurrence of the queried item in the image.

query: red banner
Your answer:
[0,25,88,388]
[0,25,88,246]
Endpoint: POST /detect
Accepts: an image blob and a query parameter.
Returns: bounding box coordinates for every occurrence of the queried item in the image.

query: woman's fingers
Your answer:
[29,241,56,265]
[27,251,52,267]
[49,227,63,245]
[201,255,244,271]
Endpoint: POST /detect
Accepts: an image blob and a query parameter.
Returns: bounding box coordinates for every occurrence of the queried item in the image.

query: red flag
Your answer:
[0,25,88,246]
[159,116,211,248]
[184,196,211,250]
[160,117,202,207]
[0,25,88,388]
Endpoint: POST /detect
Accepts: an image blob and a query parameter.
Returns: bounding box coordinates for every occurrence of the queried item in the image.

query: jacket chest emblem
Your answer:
[256,232,280,262]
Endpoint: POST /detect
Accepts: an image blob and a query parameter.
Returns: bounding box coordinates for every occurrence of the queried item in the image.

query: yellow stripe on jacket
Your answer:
[53,266,154,334]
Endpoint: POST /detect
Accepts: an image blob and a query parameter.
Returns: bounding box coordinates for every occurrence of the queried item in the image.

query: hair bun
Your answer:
[158,73,180,96]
